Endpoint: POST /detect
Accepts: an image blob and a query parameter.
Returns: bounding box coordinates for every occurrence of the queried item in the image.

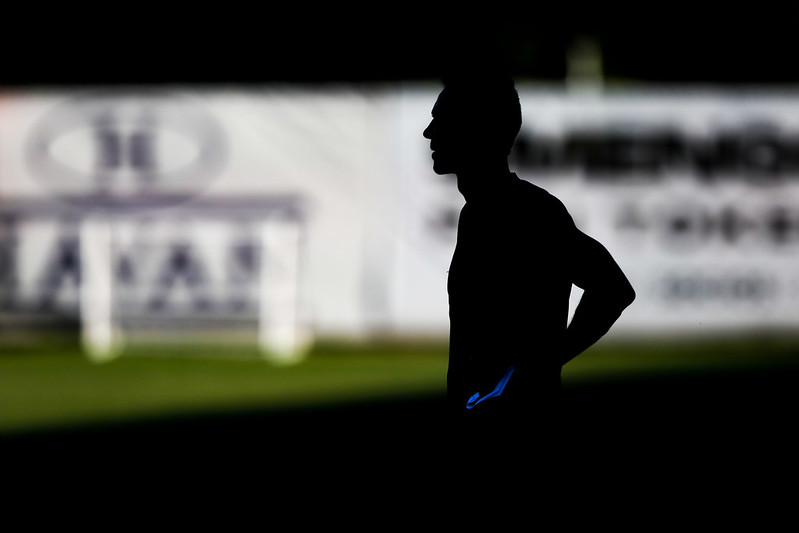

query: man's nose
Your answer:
[423,122,433,140]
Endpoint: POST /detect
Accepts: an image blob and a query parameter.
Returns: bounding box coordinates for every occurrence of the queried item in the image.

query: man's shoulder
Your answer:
[514,177,570,217]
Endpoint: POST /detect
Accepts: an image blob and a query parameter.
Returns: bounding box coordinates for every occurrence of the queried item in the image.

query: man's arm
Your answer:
[561,230,636,366]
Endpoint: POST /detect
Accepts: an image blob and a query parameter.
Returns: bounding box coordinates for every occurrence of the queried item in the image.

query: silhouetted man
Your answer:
[424,75,635,431]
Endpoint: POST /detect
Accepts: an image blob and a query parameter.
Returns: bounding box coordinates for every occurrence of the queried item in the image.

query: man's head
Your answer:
[423,74,522,175]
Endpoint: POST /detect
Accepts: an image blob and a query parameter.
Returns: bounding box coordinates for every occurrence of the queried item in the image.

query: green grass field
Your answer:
[2,331,798,436]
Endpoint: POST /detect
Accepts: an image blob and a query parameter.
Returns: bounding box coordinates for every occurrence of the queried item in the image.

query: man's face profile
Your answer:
[423,90,466,175]
[424,87,512,176]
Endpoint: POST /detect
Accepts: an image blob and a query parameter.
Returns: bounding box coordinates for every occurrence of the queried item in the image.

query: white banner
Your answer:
[392,86,799,336]
[0,88,382,336]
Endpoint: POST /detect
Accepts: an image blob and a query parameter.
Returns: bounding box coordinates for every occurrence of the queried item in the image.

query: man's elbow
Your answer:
[602,278,636,313]
[618,281,636,310]
[582,279,635,315]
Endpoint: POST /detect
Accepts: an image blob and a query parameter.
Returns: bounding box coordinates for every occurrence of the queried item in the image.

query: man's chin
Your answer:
[432,160,457,175]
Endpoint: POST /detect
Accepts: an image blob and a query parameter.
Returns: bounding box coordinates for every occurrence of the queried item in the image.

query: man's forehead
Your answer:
[432,90,451,116]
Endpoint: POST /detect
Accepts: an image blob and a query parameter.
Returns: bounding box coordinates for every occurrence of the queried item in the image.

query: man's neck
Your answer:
[455,161,515,202]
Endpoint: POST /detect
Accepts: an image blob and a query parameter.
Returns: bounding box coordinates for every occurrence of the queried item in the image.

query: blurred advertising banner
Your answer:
[393,87,799,336]
[0,88,382,343]
[1,85,798,342]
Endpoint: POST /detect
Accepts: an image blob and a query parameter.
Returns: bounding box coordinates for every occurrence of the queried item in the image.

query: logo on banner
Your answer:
[25,90,227,207]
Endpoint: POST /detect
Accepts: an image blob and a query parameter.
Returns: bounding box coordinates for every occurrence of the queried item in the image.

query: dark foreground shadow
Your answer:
[4,368,795,517]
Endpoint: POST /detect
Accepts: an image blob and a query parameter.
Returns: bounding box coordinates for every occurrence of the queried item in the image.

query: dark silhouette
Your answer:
[424,74,636,432]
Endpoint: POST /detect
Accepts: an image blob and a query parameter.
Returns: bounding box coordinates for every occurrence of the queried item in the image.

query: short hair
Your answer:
[440,73,522,154]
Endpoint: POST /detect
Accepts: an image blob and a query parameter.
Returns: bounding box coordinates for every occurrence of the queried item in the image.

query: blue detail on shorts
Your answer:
[465,365,516,409]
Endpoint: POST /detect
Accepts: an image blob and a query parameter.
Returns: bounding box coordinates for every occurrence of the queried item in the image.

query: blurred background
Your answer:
[1,4,798,484]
